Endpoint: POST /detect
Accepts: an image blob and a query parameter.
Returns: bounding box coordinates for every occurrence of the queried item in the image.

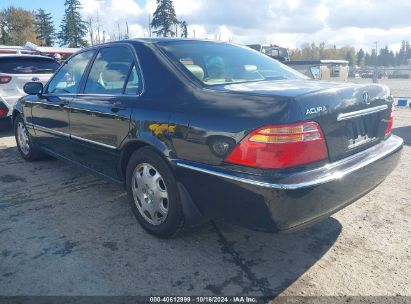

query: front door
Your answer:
[68,45,141,179]
[30,50,95,157]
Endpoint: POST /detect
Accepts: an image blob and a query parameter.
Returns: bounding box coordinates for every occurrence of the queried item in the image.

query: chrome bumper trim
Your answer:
[176,135,403,190]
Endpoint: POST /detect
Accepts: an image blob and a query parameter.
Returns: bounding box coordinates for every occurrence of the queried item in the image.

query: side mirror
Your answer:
[23,82,44,95]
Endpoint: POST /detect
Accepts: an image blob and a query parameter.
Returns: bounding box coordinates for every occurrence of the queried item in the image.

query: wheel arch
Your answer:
[119,139,173,182]
[12,109,22,123]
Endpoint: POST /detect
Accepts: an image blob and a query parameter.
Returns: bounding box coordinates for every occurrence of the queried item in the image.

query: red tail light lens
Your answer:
[385,106,394,137]
[0,75,12,84]
[225,121,328,169]
[0,108,6,117]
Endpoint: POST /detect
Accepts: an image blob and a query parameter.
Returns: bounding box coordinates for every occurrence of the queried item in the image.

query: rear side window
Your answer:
[124,64,139,94]
[47,50,95,94]
[0,57,59,74]
[84,46,136,95]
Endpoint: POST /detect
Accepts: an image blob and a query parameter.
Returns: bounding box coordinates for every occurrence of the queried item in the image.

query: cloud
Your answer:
[79,0,411,52]
[325,0,411,29]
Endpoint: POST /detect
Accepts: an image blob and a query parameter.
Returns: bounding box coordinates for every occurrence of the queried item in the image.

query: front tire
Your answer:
[14,115,44,161]
[126,147,184,238]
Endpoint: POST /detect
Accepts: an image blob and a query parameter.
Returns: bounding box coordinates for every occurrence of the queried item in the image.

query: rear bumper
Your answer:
[175,135,403,231]
[0,95,20,116]
[0,97,10,118]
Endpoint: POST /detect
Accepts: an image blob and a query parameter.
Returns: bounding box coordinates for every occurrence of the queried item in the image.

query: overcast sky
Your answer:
[2,0,411,51]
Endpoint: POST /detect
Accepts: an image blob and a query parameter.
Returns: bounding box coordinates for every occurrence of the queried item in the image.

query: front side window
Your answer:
[159,41,308,86]
[84,47,135,94]
[47,50,95,94]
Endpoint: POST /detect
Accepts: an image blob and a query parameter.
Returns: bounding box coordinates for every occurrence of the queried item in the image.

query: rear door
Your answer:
[68,45,140,179]
[30,50,95,157]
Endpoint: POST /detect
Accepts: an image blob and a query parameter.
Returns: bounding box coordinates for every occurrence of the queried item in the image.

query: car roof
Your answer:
[87,38,227,49]
[132,38,219,43]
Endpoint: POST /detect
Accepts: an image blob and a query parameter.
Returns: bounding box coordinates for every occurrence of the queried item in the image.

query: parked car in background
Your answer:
[13,39,403,238]
[0,55,59,128]
[247,44,290,62]
[388,70,410,79]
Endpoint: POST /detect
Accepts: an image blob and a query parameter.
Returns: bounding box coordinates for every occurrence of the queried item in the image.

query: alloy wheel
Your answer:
[131,163,169,226]
[17,121,30,155]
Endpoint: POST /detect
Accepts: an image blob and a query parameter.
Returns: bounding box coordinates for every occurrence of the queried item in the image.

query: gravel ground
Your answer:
[0,109,410,298]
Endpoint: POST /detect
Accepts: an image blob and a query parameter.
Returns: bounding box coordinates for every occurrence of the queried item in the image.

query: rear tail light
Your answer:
[0,75,12,84]
[385,106,394,137]
[225,121,328,169]
[0,108,7,117]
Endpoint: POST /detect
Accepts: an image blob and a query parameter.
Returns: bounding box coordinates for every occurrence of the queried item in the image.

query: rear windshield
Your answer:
[0,57,60,74]
[159,41,307,86]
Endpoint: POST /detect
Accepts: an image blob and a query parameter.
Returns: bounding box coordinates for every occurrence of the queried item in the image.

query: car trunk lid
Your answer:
[295,82,392,162]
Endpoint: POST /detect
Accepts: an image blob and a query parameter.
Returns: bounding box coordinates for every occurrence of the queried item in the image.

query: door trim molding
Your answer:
[71,134,117,149]
[26,122,117,149]
[26,122,70,138]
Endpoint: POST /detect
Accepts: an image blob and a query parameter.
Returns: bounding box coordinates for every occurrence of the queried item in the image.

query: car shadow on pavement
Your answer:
[393,125,411,146]
[187,217,342,296]
[0,144,342,298]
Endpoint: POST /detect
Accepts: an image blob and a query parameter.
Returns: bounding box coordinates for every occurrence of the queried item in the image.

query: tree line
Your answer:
[289,41,411,67]
[0,0,188,48]
[0,0,86,47]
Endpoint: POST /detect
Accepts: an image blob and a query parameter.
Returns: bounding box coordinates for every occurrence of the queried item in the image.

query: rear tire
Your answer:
[126,147,184,238]
[14,114,45,161]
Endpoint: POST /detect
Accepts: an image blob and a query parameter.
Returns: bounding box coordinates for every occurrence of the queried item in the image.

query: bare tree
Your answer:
[86,17,94,45]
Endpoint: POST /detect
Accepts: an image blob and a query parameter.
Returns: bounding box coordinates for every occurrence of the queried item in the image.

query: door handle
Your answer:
[110,102,126,112]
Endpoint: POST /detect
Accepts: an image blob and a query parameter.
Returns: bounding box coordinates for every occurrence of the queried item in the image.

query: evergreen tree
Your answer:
[58,0,87,47]
[345,49,355,66]
[398,40,407,65]
[180,20,188,38]
[357,48,365,66]
[151,0,179,37]
[34,9,55,46]
[364,53,371,66]
[0,10,11,45]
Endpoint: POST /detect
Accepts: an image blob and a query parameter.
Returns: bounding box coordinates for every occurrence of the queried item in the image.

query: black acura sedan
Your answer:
[14,39,403,238]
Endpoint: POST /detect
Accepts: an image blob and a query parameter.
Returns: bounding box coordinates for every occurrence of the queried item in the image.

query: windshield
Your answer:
[0,57,59,74]
[159,41,307,86]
